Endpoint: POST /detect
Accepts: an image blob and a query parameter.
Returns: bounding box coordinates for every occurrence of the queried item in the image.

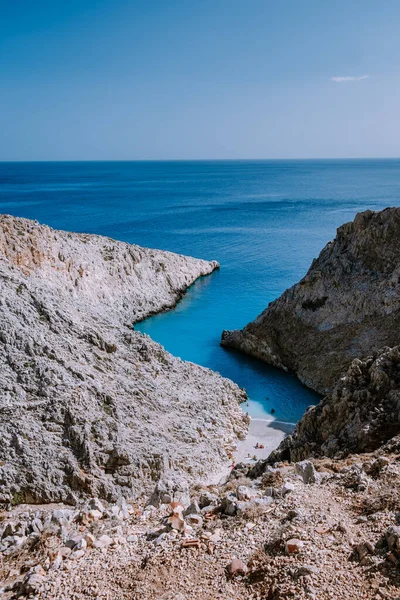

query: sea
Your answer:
[1,159,399,423]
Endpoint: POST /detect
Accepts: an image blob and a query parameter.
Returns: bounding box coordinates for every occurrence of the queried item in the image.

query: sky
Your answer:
[0,0,399,160]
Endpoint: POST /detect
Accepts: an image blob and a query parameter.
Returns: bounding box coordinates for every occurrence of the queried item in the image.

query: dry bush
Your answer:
[239,503,269,522]
[260,470,284,490]
[359,491,400,515]
[219,476,252,495]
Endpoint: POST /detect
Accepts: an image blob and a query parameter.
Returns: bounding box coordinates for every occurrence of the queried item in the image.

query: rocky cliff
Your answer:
[264,345,400,465]
[221,208,400,394]
[0,215,248,505]
[3,213,400,600]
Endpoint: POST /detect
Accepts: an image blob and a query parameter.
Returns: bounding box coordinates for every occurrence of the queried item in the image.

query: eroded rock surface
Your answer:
[0,215,248,504]
[222,208,400,394]
[263,345,400,465]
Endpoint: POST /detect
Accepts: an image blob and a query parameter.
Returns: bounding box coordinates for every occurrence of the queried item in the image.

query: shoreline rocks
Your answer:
[221,208,400,394]
[0,215,248,505]
[265,345,400,464]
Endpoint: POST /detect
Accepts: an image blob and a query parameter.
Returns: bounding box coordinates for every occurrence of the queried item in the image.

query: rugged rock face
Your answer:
[0,215,248,505]
[262,345,400,465]
[222,208,400,394]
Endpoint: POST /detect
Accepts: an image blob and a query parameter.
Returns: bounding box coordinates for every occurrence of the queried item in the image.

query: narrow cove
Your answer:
[1,159,395,456]
[135,268,321,458]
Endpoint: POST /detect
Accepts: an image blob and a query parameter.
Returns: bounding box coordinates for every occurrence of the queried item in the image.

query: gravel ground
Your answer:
[2,450,400,599]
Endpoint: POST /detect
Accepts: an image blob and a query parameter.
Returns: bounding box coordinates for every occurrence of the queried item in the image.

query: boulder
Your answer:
[199,491,219,508]
[295,461,318,484]
[185,514,203,528]
[227,558,248,578]
[285,538,304,554]
[236,485,253,501]
[264,346,400,464]
[150,478,191,509]
[386,526,400,556]
[221,494,237,516]
[183,501,201,516]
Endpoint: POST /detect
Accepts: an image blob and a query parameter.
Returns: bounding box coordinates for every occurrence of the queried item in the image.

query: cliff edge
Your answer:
[255,345,400,468]
[0,215,248,505]
[222,208,400,394]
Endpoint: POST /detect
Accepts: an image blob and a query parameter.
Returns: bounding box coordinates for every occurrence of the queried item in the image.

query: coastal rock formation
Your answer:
[222,208,400,394]
[0,215,248,505]
[264,345,400,465]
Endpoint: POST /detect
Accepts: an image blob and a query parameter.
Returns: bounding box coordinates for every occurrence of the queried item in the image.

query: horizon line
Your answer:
[0,157,400,163]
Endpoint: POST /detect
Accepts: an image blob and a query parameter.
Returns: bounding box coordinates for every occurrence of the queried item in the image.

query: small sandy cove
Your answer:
[233,417,295,466]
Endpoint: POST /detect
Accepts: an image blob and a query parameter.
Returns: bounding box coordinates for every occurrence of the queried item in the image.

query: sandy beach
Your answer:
[233,417,295,466]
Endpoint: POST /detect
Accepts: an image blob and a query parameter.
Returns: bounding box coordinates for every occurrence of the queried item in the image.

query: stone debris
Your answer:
[70,548,85,560]
[181,538,201,549]
[183,501,201,516]
[84,532,95,547]
[221,494,238,516]
[1,453,399,599]
[198,491,219,508]
[65,536,84,550]
[385,525,400,556]
[88,498,105,513]
[185,514,203,528]
[285,538,304,554]
[21,565,46,595]
[80,509,103,525]
[150,479,191,509]
[236,485,253,501]
[227,558,248,578]
[281,481,295,494]
[295,460,319,484]
[169,512,185,531]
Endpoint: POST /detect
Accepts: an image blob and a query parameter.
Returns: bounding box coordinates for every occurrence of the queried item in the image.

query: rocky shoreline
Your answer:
[0,215,248,505]
[2,208,400,599]
[221,208,400,395]
[264,345,400,465]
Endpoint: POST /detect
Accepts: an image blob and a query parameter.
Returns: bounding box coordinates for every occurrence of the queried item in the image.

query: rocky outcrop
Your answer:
[0,215,248,505]
[262,345,400,465]
[222,208,400,394]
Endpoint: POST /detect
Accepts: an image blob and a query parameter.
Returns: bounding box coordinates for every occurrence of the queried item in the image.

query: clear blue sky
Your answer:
[1,0,399,160]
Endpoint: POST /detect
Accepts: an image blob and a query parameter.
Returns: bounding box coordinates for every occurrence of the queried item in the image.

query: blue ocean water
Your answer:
[1,160,399,422]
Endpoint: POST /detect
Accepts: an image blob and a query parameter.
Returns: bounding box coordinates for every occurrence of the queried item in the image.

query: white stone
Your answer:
[282,481,295,494]
[236,485,253,501]
[295,461,319,484]
[94,534,113,549]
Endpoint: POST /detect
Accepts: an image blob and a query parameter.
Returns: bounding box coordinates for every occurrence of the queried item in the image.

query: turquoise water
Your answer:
[1,159,399,421]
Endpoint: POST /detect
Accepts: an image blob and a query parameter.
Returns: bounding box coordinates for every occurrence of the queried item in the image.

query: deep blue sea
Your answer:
[1,160,399,422]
